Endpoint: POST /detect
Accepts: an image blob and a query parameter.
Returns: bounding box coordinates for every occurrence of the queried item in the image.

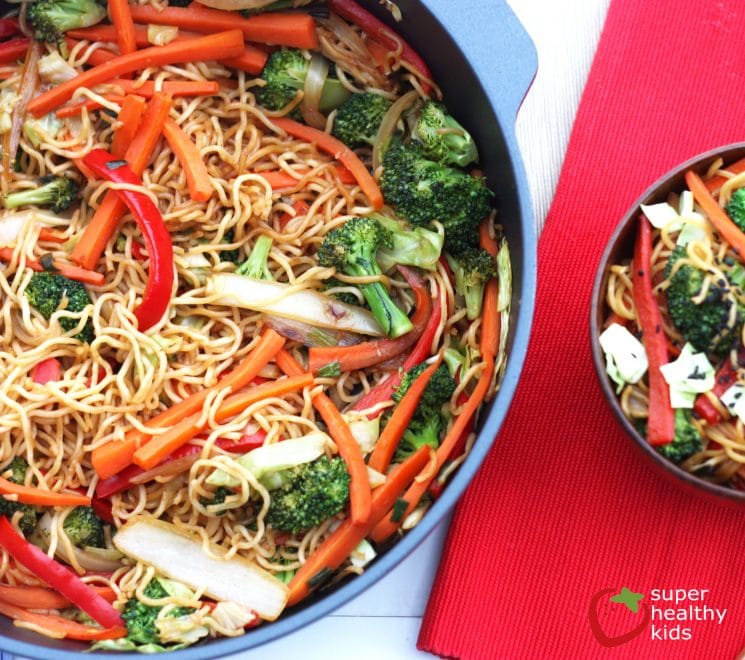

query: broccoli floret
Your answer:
[62,506,104,548]
[656,409,703,464]
[322,276,362,306]
[380,139,493,253]
[266,455,350,533]
[317,217,413,337]
[220,229,241,264]
[665,246,742,358]
[726,188,745,232]
[236,234,273,280]
[257,49,350,112]
[391,363,456,461]
[373,212,444,272]
[24,272,94,343]
[446,248,496,320]
[199,486,232,515]
[2,175,78,213]
[27,0,106,44]
[0,458,37,536]
[122,578,193,646]
[413,101,478,167]
[331,93,392,148]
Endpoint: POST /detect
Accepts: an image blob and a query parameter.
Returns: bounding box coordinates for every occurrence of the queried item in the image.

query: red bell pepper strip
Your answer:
[0,18,20,41]
[91,496,115,525]
[31,357,61,385]
[693,347,745,423]
[81,149,174,332]
[307,265,433,373]
[95,433,268,498]
[0,38,28,65]
[327,0,433,95]
[632,215,674,446]
[0,517,124,630]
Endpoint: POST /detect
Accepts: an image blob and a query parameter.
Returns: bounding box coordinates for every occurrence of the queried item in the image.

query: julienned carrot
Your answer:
[275,349,371,527]
[0,598,125,641]
[287,445,430,606]
[28,30,245,117]
[133,374,311,470]
[0,584,116,610]
[110,95,146,158]
[687,169,745,262]
[109,79,221,98]
[370,356,495,544]
[37,227,67,243]
[705,157,745,192]
[278,199,311,228]
[257,167,357,190]
[71,93,172,271]
[478,222,500,360]
[69,24,269,75]
[108,0,137,56]
[128,4,318,49]
[367,358,442,473]
[64,38,118,67]
[55,95,127,119]
[0,248,105,286]
[162,119,213,203]
[308,266,432,373]
[0,477,90,507]
[270,118,383,209]
[91,328,285,479]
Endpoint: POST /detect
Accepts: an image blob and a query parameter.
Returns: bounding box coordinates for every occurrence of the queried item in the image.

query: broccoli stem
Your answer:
[3,186,53,210]
[236,235,273,280]
[350,257,413,338]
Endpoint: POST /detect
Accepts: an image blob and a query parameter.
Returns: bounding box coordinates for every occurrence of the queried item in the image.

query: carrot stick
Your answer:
[0,584,115,610]
[0,248,105,286]
[367,358,442,473]
[278,199,310,228]
[133,373,312,470]
[27,30,245,117]
[287,445,430,606]
[91,328,285,479]
[162,119,212,203]
[0,478,90,507]
[108,79,221,98]
[275,349,371,527]
[0,598,125,641]
[686,170,745,263]
[110,95,146,158]
[64,38,118,67]
[128,4,318,49]
[69,24,269,75]
[478,221,500,360]
[71,92,172,271]
[705,157,745,192]
[269,118,383,209]
[370,356,495,544]
[108,0,137,56]
[257,167,357,190]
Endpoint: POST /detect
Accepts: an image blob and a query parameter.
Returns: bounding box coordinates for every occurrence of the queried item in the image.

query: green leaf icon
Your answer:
[609,587,645,613]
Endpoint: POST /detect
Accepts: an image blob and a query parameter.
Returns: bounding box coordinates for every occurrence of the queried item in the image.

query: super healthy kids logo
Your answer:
[589,586,727,647]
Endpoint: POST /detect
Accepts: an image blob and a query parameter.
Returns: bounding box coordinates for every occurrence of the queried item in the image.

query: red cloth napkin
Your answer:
[418,1,745,658]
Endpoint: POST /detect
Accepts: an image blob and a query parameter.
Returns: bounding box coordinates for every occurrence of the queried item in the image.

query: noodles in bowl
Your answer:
[0,0,511,650]
[594,143,745,499]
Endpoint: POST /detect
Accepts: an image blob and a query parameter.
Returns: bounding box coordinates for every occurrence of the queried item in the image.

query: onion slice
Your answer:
[264,314,361,348]
[372,89,419,171]
[302,52,329,130]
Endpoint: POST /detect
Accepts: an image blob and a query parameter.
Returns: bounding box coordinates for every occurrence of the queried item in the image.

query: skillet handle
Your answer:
[422,0,537,128]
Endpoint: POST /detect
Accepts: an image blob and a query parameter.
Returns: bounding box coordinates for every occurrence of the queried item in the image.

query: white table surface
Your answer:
[4,3,609,660]
[231,1,611,658]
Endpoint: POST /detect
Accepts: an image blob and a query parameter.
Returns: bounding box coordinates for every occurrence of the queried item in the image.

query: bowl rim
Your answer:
[590,140,745,504]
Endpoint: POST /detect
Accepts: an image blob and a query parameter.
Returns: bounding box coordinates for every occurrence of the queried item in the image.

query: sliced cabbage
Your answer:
[659,343,715,408]
[641,202,681,229]
[156,612,209,645]
[0,89,18,135]
[342,412,380,455]
[598,322,648,393]
[148,24,179,46]
[206,432,330,488]
[113,518,289,621]
[720,383,745,423]
[38,52,78,84]
[350,539,376,568]
[23,113,62,148]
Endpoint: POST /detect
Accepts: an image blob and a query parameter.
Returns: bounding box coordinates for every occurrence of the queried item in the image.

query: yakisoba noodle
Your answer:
[603,158,745,488]
[0,0,509,650]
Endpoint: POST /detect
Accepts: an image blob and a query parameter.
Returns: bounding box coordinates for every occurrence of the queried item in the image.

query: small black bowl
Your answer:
[590,141,745,506]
